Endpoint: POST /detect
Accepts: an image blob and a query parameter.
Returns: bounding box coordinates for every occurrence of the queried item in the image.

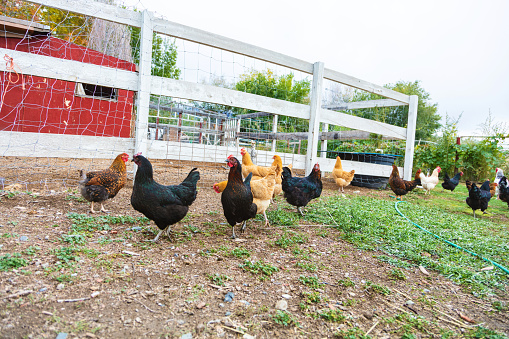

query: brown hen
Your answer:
[388,165,421,199]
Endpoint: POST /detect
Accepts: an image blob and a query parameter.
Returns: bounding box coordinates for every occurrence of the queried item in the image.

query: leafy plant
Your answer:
[272,310,299,327]
[207,273,231,286]
[240,260,279,280]
[230,247,251,258]
[0,253,28,271]
[298,276,324,289]
[388,268,407,281]
[318,309,345,322]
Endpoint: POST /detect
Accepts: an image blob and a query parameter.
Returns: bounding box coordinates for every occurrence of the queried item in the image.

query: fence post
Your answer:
[320,123,328,158]
[271,114,278,152]
[305,62,325,174]
[403,94,418,180]
[134,10,153,158]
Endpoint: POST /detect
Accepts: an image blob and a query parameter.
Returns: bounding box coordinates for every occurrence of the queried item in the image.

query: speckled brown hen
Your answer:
[79,153,129,213]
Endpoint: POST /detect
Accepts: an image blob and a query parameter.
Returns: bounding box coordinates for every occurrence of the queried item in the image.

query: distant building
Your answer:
[0,15,135,138]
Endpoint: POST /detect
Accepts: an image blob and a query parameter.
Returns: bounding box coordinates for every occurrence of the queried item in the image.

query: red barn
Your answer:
[0,15,135,138]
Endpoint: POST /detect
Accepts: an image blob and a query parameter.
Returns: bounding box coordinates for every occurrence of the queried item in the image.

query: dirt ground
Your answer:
[0,158,508,338]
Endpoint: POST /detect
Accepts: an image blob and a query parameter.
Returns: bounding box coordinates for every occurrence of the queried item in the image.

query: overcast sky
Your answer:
[126,0,509,136]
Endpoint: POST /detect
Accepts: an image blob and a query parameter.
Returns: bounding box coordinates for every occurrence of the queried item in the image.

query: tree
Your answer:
[129,28,180,79]
[352,80,441,140]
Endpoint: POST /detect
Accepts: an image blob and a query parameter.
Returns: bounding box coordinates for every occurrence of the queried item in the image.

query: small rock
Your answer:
[196,302,206,309]
[39,287,47,292]
[224,292,235,302]
[275,300,288,310]
[363,312,373,320]
[177,320,185,325]
[422,289,430,294]
[219,303,225,308]
[405,300,415,306]
[239,300,250,306]
[84,333,96,338]
[55,333,68,339]
[225,311,231,316]
[419,265,429,275]
[91,292,100,298]
[281,294,291,299]
[19,236,28,241]
[56,283,65,290]
[181,333,192,339]
[196,323,205,333]
[135,317,141,323]
[130,227,142,231]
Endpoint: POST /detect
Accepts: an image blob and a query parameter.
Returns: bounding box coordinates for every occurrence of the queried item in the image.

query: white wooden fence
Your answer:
[0,0,417,179]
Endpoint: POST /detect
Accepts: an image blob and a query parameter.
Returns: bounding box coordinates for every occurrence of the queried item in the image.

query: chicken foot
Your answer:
[263,212,270,226]
[297,207,304,216]
[90,202,109,214]
[148,226,172,242]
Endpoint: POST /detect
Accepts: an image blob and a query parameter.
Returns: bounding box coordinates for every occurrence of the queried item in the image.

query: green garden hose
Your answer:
[394,200,509,276]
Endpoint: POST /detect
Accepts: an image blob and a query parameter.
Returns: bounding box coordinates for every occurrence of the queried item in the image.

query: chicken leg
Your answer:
[148,225,171,242]
[297,207,304,216]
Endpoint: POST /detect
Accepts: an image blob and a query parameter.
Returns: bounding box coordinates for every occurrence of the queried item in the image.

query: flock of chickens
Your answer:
[388,165,509,218]
[77,151,508,242]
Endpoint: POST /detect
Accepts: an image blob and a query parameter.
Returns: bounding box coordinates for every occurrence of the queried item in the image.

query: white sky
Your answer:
[126,0,509,136]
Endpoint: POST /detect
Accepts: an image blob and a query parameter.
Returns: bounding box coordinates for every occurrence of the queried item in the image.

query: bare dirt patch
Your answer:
[0,159,508,338]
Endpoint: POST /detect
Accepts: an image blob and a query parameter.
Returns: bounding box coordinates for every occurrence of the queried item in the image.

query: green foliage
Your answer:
[351,80,441,140]
[274,231,307,249]
[413,116,507,180]
[67,213,148,233]
[334,327,371,339]
[0,253,28,271]
[207,273,231,286]
[365,281,391,295]
[465,326,508,339]
[129,27,181,79]
[302,291,325,304]
[296,262,318,272]
[239,260,279,280]
[318,309,346,322]
[298,276,324,289]
[388,268,407,281]
[230,247,251,259]
[272,310,299,327]
[61,234,87,245]
[338,278,355,288]
[22,246,41,256]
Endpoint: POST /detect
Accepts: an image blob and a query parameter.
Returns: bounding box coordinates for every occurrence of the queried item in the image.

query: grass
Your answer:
[307,194,509,297]
[239,260,279,280]
[0,253,28,271]
[67,213,149,233]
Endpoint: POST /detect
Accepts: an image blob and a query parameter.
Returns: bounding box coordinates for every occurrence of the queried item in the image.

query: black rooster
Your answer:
[498,176,509,208]
[221,155,257,239]
[281,163,322,216]
[466,181,491,218]
[442,171,463,191]
[131,153,200,242]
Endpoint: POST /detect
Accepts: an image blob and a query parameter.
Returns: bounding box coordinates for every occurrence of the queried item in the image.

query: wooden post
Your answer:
[134,10,153,158]
[320,123,328,158]
[177,112,182,142]
[305,61,325,174]
[403,95,418,180]
[271,114,278,152]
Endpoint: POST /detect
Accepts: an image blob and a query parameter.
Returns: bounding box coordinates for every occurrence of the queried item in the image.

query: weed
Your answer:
[365,281,391,295]
[230,247,251,258]
[0,253,28,271]
[298,276,324,289]
[338,278,355,288]
[61,234,87,245]
[22,246,41,256]
[272,310,299,327]
[318,309,345,322]
[343,299,358,307]
[465,326,507,338]
[492,301,508,312]
[240,260,279,280]
[302,291,325,304]
[296,262,318,272]
[334,327,371,338]
[267,207,299,226]
[207,273,231,286]
[388,268,407,281]
[52,247,79,265]
[274,231,307,249]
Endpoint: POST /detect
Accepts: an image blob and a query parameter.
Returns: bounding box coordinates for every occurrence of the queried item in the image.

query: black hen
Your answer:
[442,171,463,191]
[466,181,491,218]
[221,155,257,239]
[131,154,200,242]
[498,176,509,208]
[281,163,322,216]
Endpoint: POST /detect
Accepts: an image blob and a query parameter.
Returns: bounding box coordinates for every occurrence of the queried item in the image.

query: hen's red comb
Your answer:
[134,152,142,157]
[227,154,233,159]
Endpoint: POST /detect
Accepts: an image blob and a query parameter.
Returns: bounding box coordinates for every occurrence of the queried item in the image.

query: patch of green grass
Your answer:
[61,234,87,245]
[318,309,345,322]
[67,213,149,233]
[338,278,355,288]
[267,207,299,226]
[307,195,509,297]
[465,326,508,338]
[492,301,508,312]
[365,280,391,295]
[0,253,28,271]
[296,262,318,272]
[388,268,407,280]
[377,255,413,268]
[272,310,299,327]
[274,231,307,249]
[298,276,324,289]
[239,260,279,280]
[302,291,325,304]
[230,247,251,258]
[207,273,231,286]
[22,246,41,256]
[51,247,79,265]
[334,327,371,339]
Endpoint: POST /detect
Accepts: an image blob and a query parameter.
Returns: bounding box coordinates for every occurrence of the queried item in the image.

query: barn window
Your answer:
[75,83,118,101]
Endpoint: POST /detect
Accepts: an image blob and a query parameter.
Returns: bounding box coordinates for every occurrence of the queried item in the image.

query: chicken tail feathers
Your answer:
[177,168,200,206]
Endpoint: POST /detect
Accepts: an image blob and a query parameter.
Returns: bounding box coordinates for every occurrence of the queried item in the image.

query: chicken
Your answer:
[272,155,284,198]
[214,166,277,226]
[240,147,274,178]
[221,155,258,239]
[494,168,504,197]
[466,180,497,198]
[466,181,491,218]
[419,166,441,195]
[79,153,129,213]
[281,163,322,216]
[331,156,355,196]
[441,172,463,191]
[497,176,509,207]
[131,154,200,242]
[388,165,422,199]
